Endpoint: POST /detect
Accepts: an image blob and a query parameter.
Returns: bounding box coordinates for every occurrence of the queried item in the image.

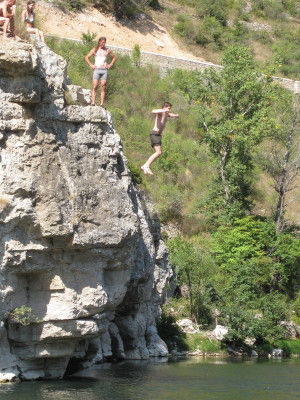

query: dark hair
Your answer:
[162,102,172,108]
[26,1,35,16]
[95,37,107,52]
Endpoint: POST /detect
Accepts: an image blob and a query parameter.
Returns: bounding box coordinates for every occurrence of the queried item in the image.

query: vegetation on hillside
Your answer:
[46,36,300,355]
[44,0,300,79]
[161,0,300,79]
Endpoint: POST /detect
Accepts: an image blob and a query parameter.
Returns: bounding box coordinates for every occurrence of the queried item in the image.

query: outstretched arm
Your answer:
[85,48,96,69]
[107,50,116,69]
[168,113,179,118]
[152,109,167,114]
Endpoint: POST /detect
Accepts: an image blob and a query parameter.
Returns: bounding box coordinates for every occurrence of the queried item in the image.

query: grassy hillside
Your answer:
[47,37,299,229]
[46,37,300,354]
[151,0,300,79]
[44,0,300,79]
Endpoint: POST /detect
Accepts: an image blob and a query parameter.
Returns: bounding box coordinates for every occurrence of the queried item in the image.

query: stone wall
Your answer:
[0,41,173,381]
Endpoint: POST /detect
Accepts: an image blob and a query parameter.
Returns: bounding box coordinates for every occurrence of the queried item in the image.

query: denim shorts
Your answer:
[93,68,108,81]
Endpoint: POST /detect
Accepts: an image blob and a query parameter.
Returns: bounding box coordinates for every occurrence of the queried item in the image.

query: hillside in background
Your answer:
[47,35,300,358]
[35,0,300,79]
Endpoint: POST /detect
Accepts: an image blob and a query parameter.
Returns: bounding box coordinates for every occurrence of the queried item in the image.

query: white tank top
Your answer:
[95,47,109,68]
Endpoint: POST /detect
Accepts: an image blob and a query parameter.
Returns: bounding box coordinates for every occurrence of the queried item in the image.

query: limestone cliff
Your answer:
[0,41,172,381]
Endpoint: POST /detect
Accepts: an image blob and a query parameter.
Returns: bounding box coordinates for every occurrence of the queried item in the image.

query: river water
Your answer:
[0,358,299,400]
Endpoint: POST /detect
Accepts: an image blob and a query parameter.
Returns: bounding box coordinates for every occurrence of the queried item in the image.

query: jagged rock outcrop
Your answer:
[0,40,172,381]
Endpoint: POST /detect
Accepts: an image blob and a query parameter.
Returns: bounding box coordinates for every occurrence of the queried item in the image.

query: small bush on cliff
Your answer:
[6,306,40,326]
[132,44,141,67]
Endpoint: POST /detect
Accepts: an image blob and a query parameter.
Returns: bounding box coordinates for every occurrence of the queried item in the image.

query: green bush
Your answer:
[132,44,141,67]
[6,306,40,326]
[197,0,229,26]
[174,15,195,39]
[252,0,284,19]
[252,30,272,45]
[96,0,150,19]
[277,339,300,356]
[127,159,143,185]
[184,334,222,353]
[223,293,288,346]
[286,0,300,17]
[81,31,96,45]
[149,0,160,9]
[156,313,188,351]
[52,0,91,12]
[195,17,224,48]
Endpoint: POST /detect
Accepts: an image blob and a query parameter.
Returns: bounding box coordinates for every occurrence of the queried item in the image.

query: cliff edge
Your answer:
[0,41,172,381]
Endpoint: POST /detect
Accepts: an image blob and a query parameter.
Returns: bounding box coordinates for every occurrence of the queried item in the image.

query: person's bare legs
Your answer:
[91,78,99,105]
[0,18,9,39]
[100,79,107,106]
[39,29,45,42]
[27,27,42,40]
[141,145,162,175]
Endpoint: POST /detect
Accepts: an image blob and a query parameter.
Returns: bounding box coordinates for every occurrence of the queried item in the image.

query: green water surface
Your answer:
[0,358,299,400]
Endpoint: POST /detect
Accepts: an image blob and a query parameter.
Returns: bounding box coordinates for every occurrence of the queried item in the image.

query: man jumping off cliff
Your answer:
[85,37,116,107]
[141,102,179,175]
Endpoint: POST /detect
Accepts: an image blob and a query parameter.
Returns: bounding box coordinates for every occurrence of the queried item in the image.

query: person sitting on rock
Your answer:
[141,102,179,175]
[22,0,44,42]
[0,0,17,39]
[85,36,116,107]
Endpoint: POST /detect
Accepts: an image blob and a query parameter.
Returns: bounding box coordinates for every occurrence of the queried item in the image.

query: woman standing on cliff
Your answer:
[85,37,116,107]
[22,0,44,42]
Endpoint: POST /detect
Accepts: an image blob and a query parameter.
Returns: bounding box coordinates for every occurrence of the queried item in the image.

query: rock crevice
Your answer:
[0,41,172,381]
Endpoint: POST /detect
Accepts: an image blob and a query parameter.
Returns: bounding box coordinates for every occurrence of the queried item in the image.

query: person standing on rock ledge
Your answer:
[141,102,179,175]
[85,36,116,107]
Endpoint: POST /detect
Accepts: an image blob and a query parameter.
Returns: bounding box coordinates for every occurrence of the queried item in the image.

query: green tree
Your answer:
[179,46,276,222]
[212,216,300,300]
[168,237,215,324]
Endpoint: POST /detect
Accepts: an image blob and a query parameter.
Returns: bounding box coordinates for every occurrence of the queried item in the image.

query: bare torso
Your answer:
[0,1,13,18]
[0,2,7,16]
[153,112,168,133]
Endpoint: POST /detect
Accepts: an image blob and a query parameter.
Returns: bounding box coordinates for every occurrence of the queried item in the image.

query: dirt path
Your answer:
[36,1,205,61]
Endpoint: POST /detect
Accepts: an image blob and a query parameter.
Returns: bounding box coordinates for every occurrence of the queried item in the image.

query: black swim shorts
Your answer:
[150,130,162,147]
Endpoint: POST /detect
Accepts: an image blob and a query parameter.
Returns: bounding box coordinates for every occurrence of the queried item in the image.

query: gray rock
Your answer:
[272,348,284,358]
[213,325,229,341]
[66,85,92,105]
[0,41,172,381]
[251,350,258,357]
[177,319,199,334]
[280,321,299,339]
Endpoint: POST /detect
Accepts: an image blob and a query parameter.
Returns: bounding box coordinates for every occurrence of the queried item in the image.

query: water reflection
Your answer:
[0,358,299,400]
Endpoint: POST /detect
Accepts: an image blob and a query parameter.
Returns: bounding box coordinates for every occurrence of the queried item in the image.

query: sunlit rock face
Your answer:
[0,41,172,381]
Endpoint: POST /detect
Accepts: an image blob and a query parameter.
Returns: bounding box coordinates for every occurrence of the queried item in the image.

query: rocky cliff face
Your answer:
[0,41,172,381]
